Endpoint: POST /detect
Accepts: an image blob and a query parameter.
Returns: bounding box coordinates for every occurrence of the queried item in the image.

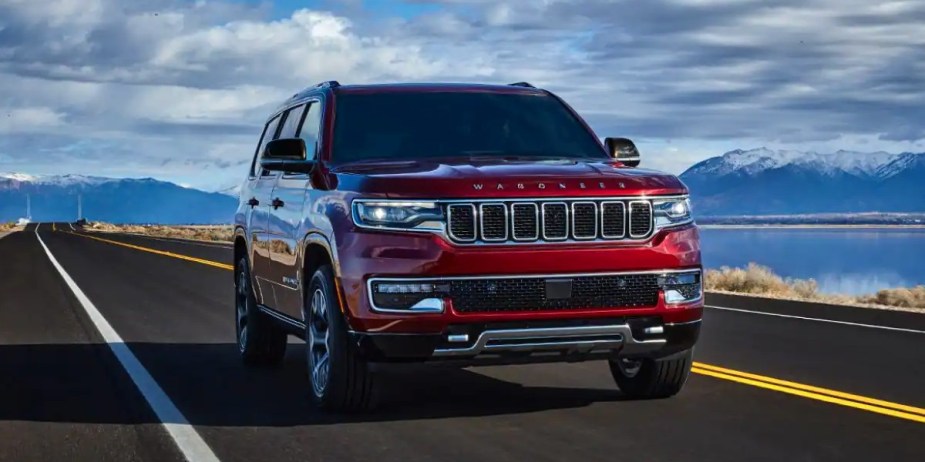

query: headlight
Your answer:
[652,196,693,229]
[353,200,444,231]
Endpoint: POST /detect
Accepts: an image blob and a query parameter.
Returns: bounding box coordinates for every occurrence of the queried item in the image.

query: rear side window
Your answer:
[278,104,306,139]
[251,115,282,177]
[298,103,323,159]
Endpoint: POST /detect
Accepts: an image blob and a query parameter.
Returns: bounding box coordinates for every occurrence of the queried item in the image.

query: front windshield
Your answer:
[331,91,607,163]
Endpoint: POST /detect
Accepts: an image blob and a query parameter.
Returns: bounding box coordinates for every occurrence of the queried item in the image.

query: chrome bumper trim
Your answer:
[432,324,665,357]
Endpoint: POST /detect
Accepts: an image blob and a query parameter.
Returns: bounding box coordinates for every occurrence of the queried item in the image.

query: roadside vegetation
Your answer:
[706,263,925,311]
[0,222,16,233]
[85,221,233,243]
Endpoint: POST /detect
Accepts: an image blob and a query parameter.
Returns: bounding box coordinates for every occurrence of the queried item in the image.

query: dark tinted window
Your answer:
[298,102,323,159]
[251,115,282,176]
[331,92,605,163]
[278,104,305,139]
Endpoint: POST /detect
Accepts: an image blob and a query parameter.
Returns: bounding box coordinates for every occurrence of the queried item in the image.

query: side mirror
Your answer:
[605,137,640,167]
[260,138,314,173]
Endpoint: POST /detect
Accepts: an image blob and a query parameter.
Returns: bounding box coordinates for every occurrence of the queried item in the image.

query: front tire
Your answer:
[305,264,377,412]
[609,349,693,399]
[235,257,287,366]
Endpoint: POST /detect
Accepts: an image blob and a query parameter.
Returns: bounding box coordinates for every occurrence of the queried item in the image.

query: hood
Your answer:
[330,157,687,198]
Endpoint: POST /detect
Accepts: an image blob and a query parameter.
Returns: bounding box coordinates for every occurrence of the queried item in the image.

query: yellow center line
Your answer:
[68,231,234,271]
[693,362,925,417]
[66,229,923,424]
[691,366,925,424]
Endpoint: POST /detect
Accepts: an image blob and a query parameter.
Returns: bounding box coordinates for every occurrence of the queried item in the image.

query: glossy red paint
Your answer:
[333,222,702,333]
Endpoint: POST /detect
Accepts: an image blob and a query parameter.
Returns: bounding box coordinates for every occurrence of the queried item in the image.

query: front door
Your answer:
[267,102,321,319]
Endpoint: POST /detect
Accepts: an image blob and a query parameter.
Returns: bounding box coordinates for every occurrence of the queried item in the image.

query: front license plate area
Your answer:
[545,279,573,300]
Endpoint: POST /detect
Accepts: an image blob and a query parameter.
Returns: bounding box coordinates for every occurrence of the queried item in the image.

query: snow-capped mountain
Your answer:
[0,173,237,224]
[680,149,925,216]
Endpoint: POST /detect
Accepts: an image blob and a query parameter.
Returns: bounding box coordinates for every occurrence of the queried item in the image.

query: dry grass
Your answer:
[706,263,925,311]
[85,221,232,243]
[0,222,16,233]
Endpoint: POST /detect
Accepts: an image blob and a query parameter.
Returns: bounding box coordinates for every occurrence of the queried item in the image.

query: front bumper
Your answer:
[335,224,703,334]
[349,318,700,365]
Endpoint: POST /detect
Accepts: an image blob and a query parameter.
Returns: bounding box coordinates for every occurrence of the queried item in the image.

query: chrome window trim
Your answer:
[599,201,626,239]
[447,203,477,242]
[570,201,598,240]
[478,203,509,242]
[511,203,540,241]
[541,202,569,241]
[628,200,653,239]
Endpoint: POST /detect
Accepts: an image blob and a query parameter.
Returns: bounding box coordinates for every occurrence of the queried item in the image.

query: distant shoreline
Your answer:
[699,224,925,230]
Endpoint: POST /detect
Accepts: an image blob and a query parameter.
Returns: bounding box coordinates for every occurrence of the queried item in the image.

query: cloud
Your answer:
[0,0,923,188]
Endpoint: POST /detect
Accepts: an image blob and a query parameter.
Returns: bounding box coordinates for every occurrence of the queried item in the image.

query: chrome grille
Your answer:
[571,202,597,239]
[446,198,654,244]
[479,203,507,241]
[629,201,653,238]
[600,202,626,238]
[447,204,476,242]
[511,203,539,241]
[541,203,568,240]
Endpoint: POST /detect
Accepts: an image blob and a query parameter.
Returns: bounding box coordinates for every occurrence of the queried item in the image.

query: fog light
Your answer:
[658,271,702,305]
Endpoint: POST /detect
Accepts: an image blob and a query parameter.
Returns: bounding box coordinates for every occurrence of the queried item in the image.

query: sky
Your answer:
[1,0,923,191]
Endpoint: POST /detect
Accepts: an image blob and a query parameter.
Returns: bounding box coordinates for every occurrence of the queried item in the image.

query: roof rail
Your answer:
[509,82,536,88]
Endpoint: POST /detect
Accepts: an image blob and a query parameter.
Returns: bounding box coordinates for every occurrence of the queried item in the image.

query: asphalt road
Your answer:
[2,223,923,462]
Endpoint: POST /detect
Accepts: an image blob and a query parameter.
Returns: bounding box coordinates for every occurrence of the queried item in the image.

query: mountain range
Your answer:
[3,148,923,223]
[679,148,925,216]
[0,173,237,224]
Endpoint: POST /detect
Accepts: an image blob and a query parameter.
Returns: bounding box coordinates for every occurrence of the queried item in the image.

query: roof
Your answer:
[276,82,546,117]
[332,82,545,95]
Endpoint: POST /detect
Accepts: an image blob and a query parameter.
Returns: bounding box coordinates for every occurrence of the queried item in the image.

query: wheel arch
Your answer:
[301,232,349,319]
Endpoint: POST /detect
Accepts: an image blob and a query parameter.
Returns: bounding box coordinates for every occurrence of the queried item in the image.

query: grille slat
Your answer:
[571,202,597,239]
[479,204,508,241]
[601,202,626,238]
[511,203,539,241]
[629,201,653,237]
[447,199,655,244]
[450,274,660,312]
[447,204,476,242]
[541,203,569,240]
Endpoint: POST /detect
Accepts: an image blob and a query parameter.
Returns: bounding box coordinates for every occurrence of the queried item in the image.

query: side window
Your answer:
[278,104,306,139]
[251,115,282,177]
[298,102,323,160]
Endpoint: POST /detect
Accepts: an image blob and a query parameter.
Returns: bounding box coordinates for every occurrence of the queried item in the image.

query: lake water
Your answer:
[699,228,925,295]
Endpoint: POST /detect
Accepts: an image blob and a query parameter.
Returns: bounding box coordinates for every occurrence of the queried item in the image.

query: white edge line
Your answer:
[69,223,75,231]
[707,305,925,335]
[34,225,221,462]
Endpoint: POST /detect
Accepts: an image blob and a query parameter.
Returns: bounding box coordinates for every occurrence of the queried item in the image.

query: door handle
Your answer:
[247,197,260,207]
[272,198,285,209]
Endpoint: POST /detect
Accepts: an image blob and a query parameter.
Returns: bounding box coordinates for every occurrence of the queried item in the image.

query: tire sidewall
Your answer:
[306,265,347,407]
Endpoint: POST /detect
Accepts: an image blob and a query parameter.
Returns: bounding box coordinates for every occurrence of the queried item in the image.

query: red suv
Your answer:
[234,81,702,411]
